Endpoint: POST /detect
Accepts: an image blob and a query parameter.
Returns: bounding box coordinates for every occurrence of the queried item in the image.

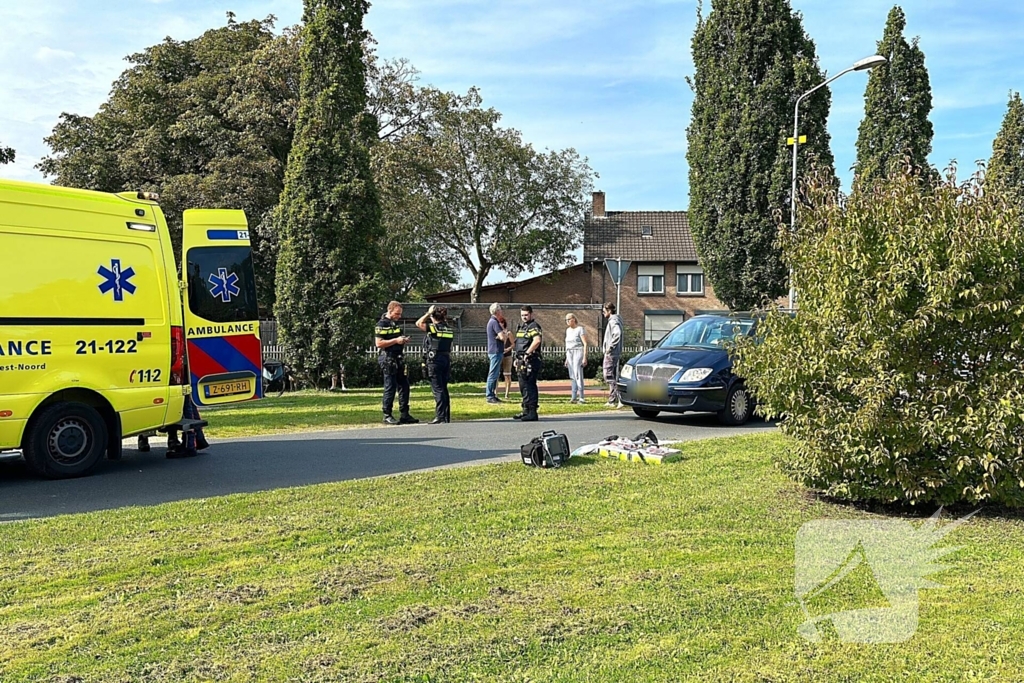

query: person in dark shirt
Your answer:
[375,301,420,425]
[512,305,543,422]
[416,305,454,424]
[498,310,514,400]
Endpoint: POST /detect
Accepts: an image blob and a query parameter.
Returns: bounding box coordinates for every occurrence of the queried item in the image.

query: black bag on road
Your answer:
[521,430,570,468]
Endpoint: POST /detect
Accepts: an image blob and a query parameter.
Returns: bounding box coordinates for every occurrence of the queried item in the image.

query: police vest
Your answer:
[515,321,542,354]
[427,321,454,355]
[375,315,404,357]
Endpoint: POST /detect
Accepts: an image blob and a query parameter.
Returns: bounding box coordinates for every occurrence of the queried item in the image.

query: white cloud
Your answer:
[34,47,76,62]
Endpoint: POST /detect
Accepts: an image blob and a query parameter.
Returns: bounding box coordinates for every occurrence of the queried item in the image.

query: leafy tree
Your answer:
[366,58,459,299]
[273,0,383,385]
[735,169,1024,506]
[372,139,460,299]
[38,14,297,307]
[367,56,430,142]
[38,20,455,305]
[854,6,934,184]
[687,0,835,311]
[987,91,1024,210]
[0,142,13,165]
[385,88,594,303]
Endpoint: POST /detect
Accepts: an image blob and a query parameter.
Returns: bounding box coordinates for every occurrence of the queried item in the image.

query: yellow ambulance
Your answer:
[0,179,262,478]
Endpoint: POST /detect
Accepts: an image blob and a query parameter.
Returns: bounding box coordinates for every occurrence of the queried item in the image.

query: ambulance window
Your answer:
[186,247,259,323]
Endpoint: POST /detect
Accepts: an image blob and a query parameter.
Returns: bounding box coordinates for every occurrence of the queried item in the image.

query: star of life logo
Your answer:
[794,508,976,643]
[208,268,241,303]
[97,259,137,302]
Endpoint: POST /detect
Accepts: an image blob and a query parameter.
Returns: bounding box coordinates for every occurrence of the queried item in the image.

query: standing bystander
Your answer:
[602,302,624,408]
[564,313,588,403]
[499,310,514,400]
[485,303,505,404]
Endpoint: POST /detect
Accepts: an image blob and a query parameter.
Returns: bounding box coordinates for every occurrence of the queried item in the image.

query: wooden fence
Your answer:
[260,320,285,361]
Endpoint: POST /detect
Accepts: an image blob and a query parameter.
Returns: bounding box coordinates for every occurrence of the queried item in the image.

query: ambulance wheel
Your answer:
[23,402,108,479]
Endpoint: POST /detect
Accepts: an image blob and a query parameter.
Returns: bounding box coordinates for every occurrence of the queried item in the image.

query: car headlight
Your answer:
[620,363,634,380]
[679,367,712,382]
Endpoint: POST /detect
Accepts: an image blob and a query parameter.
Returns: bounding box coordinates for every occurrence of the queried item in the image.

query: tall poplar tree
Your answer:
[854,6,934,184]
[687,0,834,311]
[273,0,383,384]
[988,92,1024,210]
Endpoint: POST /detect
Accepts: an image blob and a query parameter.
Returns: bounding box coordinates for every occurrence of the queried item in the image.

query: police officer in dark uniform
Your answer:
[513,305,543,421]
[416,305,454,424]
[375,300,420,425]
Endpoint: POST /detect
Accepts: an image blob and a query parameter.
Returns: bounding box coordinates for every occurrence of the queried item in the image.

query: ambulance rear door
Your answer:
[181,209,263,407]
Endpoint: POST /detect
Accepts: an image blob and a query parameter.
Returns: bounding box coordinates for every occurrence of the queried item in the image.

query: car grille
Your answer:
[635,364,681,382]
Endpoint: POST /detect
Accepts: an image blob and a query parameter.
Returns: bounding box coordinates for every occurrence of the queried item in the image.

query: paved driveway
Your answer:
[0,411,775,521]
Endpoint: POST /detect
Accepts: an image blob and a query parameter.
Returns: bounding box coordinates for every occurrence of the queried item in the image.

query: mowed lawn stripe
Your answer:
[1,433,1022,682]
[198,383,617,438]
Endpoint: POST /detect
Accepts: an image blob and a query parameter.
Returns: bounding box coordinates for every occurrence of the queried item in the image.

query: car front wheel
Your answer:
[632,407,661,419]
[718,383,752,425]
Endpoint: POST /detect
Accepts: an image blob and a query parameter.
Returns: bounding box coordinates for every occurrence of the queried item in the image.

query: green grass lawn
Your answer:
[2,432,1022,682]
[201,382,615,438]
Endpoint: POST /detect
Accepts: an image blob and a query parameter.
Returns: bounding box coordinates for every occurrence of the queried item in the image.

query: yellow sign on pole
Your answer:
[787,135,808,145]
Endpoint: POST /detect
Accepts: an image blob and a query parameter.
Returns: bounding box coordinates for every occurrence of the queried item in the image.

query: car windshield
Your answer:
[657,316,754,349]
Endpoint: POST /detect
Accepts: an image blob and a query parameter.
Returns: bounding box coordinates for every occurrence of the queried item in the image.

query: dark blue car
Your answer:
[617,314,756,424]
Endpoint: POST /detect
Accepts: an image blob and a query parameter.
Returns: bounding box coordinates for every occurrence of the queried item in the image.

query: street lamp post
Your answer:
[604,257,631,315]
[788,54,887,311]
[615,258,623,315]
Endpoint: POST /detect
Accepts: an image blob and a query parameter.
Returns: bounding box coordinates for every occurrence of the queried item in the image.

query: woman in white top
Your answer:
[564,314,588,403]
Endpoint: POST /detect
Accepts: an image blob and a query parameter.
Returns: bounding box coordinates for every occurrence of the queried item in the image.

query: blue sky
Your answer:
[2,0,1022,282]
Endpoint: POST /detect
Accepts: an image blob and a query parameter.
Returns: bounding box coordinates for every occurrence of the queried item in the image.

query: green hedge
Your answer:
[342,351,611,388]
[735,170,1024,507]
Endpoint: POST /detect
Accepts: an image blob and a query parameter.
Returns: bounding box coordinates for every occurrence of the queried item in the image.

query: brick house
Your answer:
[423,269,604,348]
[426,191,725,346]
[583,191,725,343]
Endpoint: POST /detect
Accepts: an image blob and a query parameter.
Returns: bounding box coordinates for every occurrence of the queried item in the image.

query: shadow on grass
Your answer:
[806,491,1021,522]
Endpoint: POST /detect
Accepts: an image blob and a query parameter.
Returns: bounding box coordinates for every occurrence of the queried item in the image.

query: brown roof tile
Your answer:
[583,211,696,263]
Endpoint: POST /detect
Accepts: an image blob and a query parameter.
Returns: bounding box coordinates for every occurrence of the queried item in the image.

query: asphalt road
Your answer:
[0,411,774,521]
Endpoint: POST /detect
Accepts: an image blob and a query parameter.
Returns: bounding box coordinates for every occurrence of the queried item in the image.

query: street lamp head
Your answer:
[853,55,887,71]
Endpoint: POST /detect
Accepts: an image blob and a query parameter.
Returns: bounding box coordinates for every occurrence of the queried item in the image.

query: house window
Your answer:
[644,311,685,345]
[676,265,704,295]
[637,264,665,294]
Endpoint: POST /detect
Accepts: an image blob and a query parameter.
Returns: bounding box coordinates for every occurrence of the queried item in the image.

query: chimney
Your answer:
[592,191,606,218]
